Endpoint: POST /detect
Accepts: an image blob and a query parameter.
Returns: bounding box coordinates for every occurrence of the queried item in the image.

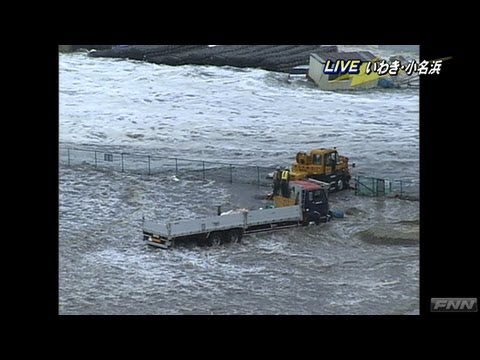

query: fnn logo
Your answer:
[431,298,478,312]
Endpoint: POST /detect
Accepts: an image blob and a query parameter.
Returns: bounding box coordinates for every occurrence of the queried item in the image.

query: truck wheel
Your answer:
[336,179,344,191]
[208,233,223,246]
[228,229,243,244]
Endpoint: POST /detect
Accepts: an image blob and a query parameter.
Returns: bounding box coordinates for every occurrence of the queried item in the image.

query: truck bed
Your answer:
[143,205,303,248]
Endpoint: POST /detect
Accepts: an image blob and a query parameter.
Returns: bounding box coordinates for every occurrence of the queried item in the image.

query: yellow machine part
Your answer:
[274,196,296,208]
[290,149,349,179]
[291,162,348,177]
[289,171,308,181]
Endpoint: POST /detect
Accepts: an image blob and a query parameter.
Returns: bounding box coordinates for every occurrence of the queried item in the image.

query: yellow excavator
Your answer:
[275,147,353,193]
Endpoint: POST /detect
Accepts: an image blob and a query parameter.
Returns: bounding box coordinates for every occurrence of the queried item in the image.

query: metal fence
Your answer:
[354,175,418,198]
[59,147,419,198]
[59,147,275,187]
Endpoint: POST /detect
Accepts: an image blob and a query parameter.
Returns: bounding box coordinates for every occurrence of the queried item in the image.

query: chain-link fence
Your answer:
[59,147,275,187]
[354,175,419,199]
[59,147,419,198]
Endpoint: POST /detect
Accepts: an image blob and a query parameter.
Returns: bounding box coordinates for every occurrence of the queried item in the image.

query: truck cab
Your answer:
[274,180,330,224]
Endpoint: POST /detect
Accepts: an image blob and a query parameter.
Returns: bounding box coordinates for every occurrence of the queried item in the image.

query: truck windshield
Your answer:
[308,190,326,202]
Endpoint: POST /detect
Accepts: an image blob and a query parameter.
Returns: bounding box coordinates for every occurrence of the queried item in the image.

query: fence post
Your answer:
[230,164,233,184]
[94,151,97,168]
[121,153,124,172]
[148,155,151,175]
[67,148,70,166]
[175,158,178,175]
[257,166,260,187]
[203,161,205,181]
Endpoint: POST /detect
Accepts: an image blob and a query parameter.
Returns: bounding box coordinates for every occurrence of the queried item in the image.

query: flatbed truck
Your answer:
[143,179,330,249]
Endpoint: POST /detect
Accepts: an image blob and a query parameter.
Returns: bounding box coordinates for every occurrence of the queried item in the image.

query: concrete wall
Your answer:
[59,45,73,52]
[88,45,339,73]
[59,45,112,53]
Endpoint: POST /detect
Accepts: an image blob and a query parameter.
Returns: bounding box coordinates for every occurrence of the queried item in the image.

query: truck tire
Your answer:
[207,232,223,246]
[336,179,344,191]
[303,213,321,225]
[228,229,243,244]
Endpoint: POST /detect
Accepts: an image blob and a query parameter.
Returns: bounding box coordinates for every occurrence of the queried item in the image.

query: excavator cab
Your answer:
[290,148,351,191]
